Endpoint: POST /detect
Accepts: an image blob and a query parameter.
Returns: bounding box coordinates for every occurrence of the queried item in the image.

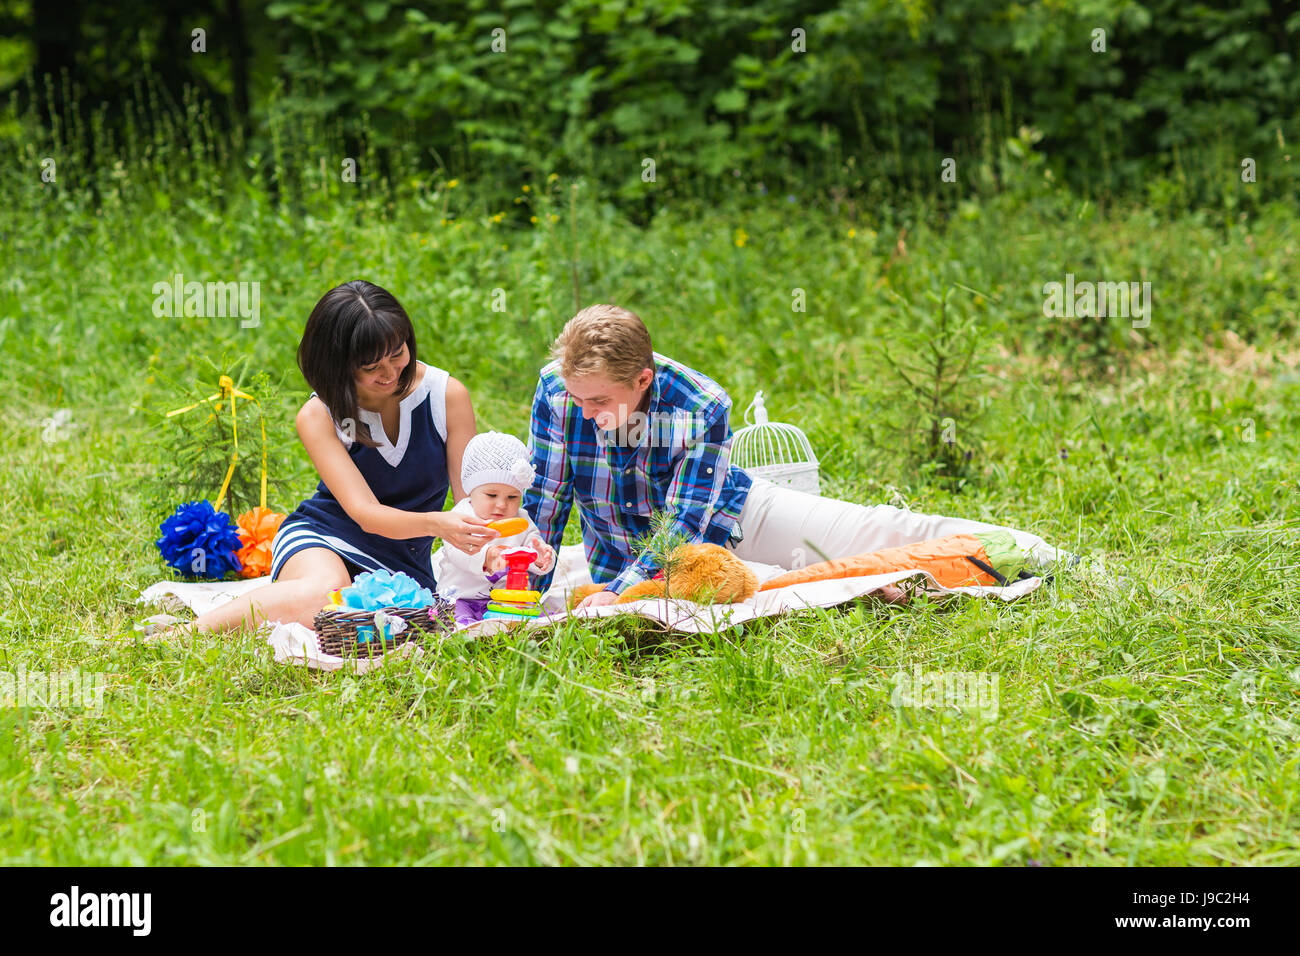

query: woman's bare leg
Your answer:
[162,548,353,637]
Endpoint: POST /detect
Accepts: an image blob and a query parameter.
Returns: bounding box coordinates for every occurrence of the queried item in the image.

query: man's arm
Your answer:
[602,401,734,596]
[523,376,574,594]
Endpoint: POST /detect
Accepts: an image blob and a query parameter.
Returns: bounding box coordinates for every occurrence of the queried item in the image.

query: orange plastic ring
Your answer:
[486,516,529,537]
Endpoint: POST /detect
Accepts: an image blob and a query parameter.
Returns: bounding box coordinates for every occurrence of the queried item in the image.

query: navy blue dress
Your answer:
[270,361,451,592]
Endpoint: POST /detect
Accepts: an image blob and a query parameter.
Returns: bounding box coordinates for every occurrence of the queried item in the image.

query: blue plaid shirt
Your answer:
[525,352,753,596]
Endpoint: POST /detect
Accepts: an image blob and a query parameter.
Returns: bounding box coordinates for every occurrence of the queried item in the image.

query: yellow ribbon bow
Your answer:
[166,374,268,513]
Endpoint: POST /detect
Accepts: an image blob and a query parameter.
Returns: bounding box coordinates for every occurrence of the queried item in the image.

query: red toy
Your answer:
[484,547,543,623]
[501,547,538,590]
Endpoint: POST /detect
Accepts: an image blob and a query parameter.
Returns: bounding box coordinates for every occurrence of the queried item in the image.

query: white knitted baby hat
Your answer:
[461,431,537,494]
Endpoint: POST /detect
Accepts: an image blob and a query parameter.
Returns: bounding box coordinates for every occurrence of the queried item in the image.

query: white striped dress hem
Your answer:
[269,518,385,581]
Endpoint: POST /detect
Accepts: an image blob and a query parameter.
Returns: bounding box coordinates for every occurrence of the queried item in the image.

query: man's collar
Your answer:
[643,354,661,415]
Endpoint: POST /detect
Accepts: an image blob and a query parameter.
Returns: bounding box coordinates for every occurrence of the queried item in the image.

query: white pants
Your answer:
[725,477,1066,571]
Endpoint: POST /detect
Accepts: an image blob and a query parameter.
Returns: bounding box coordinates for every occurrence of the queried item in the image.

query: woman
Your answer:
[524,304,1068,607]
[153,280,500,637]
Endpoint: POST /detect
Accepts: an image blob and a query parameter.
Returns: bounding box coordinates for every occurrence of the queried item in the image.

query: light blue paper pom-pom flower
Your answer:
[342,569,435,612]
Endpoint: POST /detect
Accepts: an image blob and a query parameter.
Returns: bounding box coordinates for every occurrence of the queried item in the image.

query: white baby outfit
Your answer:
[431,498,550,600]
[430,430,551,602]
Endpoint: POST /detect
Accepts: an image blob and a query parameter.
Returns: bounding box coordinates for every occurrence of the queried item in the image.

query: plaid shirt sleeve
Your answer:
[523,375,573,595]
[602,398,734,596]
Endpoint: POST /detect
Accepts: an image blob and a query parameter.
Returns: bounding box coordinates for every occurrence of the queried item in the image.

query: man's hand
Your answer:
[576,589,620,610]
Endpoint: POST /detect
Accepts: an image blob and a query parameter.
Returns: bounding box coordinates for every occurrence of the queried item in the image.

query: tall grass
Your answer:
[1,79,1298,865]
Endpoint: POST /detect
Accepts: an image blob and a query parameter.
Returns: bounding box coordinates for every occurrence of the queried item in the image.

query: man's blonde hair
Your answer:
[549,304,654,385]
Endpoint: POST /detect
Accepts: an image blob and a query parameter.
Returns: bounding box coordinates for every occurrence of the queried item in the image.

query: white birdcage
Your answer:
[731,390,821,494]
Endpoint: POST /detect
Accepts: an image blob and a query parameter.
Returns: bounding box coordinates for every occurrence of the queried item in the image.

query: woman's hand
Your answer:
[577,588,620,610]
[429,511,499,555]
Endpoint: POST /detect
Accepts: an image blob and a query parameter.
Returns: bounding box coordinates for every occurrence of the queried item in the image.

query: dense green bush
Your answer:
[2,1,1296,208]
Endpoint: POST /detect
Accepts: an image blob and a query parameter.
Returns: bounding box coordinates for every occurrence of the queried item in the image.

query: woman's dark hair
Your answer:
[297,280,418,448]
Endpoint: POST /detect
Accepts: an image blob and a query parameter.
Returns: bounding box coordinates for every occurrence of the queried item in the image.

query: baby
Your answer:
[432,431,556,626]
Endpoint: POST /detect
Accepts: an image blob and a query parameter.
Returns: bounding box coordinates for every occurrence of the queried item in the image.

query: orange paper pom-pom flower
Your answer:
[235,506,286,578]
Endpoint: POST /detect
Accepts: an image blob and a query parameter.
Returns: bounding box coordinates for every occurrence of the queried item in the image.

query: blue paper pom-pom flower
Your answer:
[156,499,243,580]
[343,569,435,611]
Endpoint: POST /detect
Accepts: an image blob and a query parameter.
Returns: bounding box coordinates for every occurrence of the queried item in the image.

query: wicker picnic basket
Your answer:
[312,598,457,658]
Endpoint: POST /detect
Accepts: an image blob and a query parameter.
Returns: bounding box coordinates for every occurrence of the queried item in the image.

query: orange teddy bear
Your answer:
[567,542,759,608]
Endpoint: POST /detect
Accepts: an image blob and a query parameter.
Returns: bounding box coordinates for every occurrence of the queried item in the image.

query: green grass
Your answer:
[2,157,1299,864]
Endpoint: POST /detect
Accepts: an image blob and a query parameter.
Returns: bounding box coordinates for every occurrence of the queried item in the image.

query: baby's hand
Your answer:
[483,543,508,573]
[527,536,555,573]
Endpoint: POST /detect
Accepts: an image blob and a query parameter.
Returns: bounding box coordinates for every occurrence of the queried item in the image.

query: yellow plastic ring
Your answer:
[491,588,541,603]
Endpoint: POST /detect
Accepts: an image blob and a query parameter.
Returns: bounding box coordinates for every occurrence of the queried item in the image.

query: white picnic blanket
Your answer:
[138,544,1045,671]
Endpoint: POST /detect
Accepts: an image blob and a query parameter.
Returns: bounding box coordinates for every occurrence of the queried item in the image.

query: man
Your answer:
[525,303,750,608]
[526,304,1067,609]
